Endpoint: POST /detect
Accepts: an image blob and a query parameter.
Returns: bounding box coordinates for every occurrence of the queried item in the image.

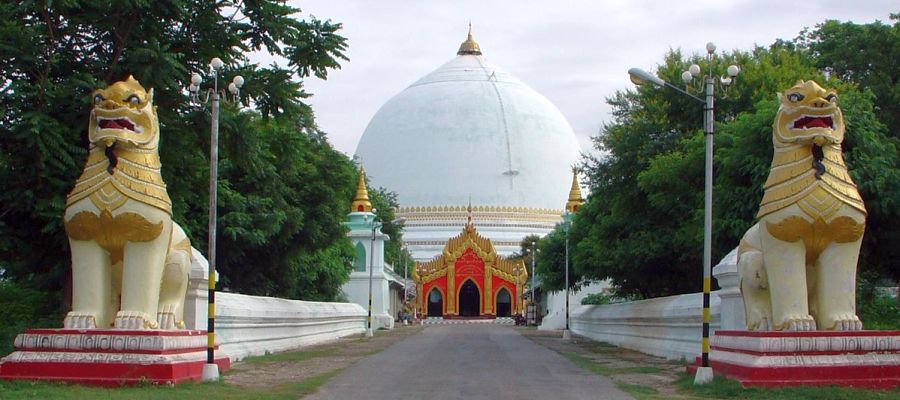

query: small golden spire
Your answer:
[566,169,584,213]
[351,167,372,213]
[457,23,482,56]
[464,197,476,229]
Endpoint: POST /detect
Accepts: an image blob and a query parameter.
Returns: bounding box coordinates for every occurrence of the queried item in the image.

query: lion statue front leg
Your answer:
[815,237,864,330]
[736,224,773,331]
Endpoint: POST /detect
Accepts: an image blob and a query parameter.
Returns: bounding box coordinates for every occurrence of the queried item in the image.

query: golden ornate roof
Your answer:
[457,23,482,56]
[413,221,526,284]
[350,167,372,213]
[566,170,584,213]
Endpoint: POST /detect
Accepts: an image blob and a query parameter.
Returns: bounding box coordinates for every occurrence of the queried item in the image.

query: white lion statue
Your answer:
[63,76,190,330]
[738,80,866,331]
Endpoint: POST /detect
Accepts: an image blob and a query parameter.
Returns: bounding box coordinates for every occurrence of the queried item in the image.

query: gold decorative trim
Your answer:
[766,216,865,265]
[65,210,164,264]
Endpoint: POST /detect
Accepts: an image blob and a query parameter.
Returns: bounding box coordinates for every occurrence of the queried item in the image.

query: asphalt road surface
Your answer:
[306,324,634,400]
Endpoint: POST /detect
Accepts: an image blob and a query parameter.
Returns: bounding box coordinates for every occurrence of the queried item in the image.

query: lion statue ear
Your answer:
[148,88,154,104]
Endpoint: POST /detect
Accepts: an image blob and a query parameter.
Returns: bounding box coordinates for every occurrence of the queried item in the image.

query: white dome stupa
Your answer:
[355,27,582,260]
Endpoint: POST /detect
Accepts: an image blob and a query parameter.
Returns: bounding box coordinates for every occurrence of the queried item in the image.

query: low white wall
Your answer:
[571,292,721,360]
[184,249,367,361]
[539,281,610,331]
[569,249,745,360]
[216,293,366,361]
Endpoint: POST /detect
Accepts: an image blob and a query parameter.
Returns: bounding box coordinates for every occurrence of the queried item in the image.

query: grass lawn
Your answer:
[674,374,900,400]
[0,370,340,400]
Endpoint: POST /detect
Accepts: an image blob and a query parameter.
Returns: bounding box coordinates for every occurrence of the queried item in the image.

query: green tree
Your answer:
[796,15,900,284]
[798,14,900,139]
[534,220,584,293]
[0,0,354,312]
[577,39,900,298]
[510,234,542,289]
[368,186,413,278]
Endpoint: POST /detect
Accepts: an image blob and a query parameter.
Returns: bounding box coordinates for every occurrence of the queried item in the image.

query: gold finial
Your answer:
[351,167,372,213]
[457,23,482,56]
[466,197,474,227]
[566,169,584,213]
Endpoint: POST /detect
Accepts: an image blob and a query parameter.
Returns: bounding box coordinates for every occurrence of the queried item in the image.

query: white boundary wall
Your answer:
[564,249,746,360]
[215,293,365,361]
[184,249,367,361]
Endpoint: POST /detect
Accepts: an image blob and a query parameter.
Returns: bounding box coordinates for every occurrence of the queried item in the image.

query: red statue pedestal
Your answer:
[0,328,230,386]
[689,330,900,388]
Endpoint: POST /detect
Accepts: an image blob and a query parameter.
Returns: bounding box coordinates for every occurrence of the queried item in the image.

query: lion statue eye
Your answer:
[787,93,804,102]
[126,95,141,105]
[826,94,837,103]
[94,94,104,104]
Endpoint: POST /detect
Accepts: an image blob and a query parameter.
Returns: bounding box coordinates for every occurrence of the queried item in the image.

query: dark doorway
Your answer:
[427,288,443,317]
[496,288,511,317]
[458,280,481,317]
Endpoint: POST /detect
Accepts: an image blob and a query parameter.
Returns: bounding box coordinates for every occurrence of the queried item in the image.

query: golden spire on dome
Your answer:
[565,169,584,213]
[457,23,482,56]
[351,167,372,213]
[466,197,474,226]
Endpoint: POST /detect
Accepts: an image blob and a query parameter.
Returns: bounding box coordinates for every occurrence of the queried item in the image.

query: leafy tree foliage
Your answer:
[535,219,586,293]
[0,1,355,306]
[368,186,414,278]
[798,14,900,140]
[510,234,542,288]
[574,40,900,298]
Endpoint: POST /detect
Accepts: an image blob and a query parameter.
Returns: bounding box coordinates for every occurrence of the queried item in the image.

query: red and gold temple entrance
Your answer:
[412,220,527,318]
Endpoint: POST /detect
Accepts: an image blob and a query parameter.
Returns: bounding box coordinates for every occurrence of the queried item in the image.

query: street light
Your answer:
[366,210,405,337]
[188,58,245,382]
[562,211,573,340]
[628,42,738,385]
[526,241,540,325]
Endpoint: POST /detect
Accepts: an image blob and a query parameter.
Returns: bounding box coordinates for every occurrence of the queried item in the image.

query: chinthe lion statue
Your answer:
[63,76,190,330]
[737,80,866,331]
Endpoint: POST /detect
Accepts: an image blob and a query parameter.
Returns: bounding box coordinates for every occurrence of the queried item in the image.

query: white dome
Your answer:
[355,54,581,210]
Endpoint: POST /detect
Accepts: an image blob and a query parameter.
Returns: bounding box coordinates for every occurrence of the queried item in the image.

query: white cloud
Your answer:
[267,0,896,156]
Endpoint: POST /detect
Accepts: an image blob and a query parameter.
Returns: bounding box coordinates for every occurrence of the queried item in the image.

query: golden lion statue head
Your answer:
[774,80,845,147]
[88,76,159,149]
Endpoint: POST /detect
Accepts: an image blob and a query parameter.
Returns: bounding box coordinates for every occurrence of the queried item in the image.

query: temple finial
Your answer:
[351,166,372,213]
[457,23,482,56]
[565,168,583,213]
[466,196,474,227]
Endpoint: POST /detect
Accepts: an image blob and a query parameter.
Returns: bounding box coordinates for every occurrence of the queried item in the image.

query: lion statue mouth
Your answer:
[97,117,142,133]
[792,115,834,130]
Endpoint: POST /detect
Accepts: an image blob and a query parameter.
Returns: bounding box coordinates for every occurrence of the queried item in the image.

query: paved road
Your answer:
[306,324,634,400]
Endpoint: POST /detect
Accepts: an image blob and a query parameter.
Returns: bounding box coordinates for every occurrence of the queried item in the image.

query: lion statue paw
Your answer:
[114,311,159,330]
[156,304,181,330]
[63,312,98,329]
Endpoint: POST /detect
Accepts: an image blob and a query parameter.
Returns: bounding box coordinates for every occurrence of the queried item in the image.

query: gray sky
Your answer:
[270,1,896,156]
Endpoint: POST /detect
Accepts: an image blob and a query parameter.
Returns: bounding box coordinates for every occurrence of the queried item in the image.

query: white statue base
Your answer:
[0,328,229,386]
[689,330,900,388]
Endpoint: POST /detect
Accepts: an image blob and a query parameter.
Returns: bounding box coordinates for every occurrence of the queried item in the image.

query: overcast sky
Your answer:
[269,1,896,156]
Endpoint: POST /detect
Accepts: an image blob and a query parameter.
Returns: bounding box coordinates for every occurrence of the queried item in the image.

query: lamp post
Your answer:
[187,58,244,382]
[526,241,539,325]
[628,42,738,385]
[563,211,572,340]
[366,212,405,337]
